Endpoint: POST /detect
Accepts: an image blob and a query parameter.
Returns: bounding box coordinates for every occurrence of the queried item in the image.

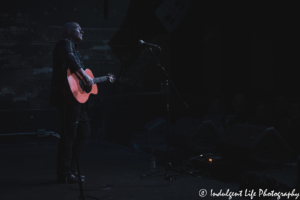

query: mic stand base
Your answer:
[164,162,177,180]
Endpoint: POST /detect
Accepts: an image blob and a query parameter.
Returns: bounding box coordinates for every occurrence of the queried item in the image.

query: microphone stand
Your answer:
[148,47,189,180]
[73,136,85,199]
[76,155,85,199]
[73,149,99,200]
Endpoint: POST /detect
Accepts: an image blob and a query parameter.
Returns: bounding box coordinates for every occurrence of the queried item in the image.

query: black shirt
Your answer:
[50,38,85,106]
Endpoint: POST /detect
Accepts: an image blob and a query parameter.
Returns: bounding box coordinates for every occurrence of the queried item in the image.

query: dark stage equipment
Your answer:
[188,120,221,153]
[143,117,167,133]
[217,124,292,167]
[170,118,221,153]
[143,117,167,143]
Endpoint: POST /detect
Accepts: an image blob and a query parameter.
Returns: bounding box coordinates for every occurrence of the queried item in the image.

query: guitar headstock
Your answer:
[107,73,115,83]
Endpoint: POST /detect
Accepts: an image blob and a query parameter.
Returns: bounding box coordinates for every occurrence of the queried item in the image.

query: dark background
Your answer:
[1,3,300,199]
[0,0,299,139]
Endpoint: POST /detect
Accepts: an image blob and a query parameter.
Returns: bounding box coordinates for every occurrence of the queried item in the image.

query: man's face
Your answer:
[69,24,84,42]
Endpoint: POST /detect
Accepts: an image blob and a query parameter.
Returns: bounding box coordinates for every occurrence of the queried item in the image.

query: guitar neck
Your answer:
[93,76,107,84]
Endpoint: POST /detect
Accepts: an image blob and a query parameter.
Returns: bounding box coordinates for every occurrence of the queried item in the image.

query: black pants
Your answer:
[56,101,90,179]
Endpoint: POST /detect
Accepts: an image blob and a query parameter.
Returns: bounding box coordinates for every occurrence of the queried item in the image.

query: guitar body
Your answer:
[66,68,98,104]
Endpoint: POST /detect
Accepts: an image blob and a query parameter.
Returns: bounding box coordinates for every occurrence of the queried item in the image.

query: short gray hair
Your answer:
[62,22,79,38]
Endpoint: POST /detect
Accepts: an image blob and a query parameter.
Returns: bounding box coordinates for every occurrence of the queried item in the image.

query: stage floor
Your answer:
[0,135,297,200]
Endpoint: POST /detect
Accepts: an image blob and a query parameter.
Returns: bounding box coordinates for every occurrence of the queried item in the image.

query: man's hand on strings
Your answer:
[76,68,93,87]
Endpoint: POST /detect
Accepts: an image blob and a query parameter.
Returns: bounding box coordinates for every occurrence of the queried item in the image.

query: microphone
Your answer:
[138,40,161,50]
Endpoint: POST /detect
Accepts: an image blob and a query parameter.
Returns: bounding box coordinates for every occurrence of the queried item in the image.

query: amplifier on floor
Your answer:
[170,117,221,153]
[217,124,292,167]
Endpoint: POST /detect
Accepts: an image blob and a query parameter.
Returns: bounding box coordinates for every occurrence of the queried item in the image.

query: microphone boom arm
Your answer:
[139,40,162,52]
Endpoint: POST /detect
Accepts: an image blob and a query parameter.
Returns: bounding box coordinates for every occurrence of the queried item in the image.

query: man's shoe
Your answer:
[66,174,81,183]
[73,171,85,178]
[57,174,85,184]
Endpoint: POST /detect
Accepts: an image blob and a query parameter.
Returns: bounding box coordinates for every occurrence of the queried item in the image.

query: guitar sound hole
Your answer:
[79,79,85,91]
[85,86,91,93]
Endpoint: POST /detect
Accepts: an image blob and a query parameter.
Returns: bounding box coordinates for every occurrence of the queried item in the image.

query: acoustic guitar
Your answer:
[64,68,109,104]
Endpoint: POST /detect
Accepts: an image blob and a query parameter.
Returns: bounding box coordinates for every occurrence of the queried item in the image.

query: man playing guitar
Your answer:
[50,22,114,183]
